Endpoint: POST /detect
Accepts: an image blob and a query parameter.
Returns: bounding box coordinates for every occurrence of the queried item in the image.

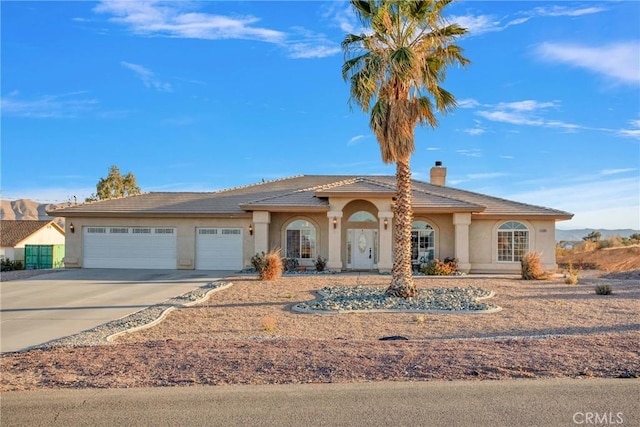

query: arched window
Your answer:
[412,221,434,263]
[497,221,529,262]
[348,211,377,222]
[286,220,316,259]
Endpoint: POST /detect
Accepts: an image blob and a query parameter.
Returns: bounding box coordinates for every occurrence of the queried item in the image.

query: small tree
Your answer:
[86,165,141,201]
[582,231,601,243]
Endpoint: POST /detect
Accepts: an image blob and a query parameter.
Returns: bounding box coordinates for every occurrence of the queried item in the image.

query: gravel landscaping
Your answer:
[1,272,638,391]
[294,285,499,313]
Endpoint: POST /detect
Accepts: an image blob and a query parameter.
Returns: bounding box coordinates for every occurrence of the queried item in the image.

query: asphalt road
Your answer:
[2,379,638,426]
[0,269,232,353]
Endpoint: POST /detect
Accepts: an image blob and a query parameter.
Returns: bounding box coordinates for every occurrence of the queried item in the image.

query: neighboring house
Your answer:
[49,164,573,273]
[0,220,66,263]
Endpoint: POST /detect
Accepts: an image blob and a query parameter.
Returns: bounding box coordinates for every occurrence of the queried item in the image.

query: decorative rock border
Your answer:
[292,285,501,314]
[26,281,233,351]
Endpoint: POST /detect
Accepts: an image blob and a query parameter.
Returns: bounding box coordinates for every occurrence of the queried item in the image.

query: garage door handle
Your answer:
[369,248,372,259]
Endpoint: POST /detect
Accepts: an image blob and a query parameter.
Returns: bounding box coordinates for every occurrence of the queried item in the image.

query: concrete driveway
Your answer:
[0,269,233,353]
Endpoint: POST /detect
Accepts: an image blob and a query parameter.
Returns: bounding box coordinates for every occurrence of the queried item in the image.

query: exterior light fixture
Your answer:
[384,218,388,230]
[333,217,337,229]
[249,224,253,235]
[69,223,75,233]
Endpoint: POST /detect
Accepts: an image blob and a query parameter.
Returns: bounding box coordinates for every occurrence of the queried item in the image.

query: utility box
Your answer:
[24,245,65,269]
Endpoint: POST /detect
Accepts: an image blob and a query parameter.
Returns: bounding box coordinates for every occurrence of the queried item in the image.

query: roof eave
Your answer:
[51,212,253,219]
[239,204,329,212]
[472,213,574,221]
[315,191,394,198]
[413,206,484,213]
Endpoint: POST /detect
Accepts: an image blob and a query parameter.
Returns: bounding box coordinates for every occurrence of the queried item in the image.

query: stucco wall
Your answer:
[0,247,16,261]
[469,218,558,273]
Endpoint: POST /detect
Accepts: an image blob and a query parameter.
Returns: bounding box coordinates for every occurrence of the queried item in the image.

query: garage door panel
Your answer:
[196,228,242,270]
[83,227,176,269]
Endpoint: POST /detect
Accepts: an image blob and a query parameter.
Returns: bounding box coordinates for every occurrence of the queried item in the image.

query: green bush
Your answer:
[1,258,24,272]
[595,284,612,295]
[282,257,299,272]
[314,255,328,272]
[251,251,267,274]
[420,258,458,275]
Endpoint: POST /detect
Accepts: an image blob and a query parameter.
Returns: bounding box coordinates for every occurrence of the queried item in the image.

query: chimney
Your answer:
[430,161,446,186]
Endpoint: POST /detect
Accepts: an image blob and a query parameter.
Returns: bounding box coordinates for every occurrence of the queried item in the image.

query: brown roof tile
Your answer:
[0,220,64,247]
[48,175,573,219]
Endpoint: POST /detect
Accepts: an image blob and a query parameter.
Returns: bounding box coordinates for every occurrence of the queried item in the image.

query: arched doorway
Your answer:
[343,201,379,270]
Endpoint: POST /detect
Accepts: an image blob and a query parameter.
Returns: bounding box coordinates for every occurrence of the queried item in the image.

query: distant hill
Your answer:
[0,199,66,227]
[555,228,640,242]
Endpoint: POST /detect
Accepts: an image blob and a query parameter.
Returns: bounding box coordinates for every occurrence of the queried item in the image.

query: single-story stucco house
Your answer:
[49,164,573,274]
[0,220,66,264]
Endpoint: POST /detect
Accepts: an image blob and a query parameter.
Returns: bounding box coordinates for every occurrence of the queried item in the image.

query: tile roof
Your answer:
[0,220,64,247]
[48,175,573,219]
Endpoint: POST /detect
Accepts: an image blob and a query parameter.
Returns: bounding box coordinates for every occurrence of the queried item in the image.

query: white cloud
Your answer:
[450,5,604,37]
[95,1,338,59]
[464,128,485,136]
[348,135,367,146]
[617,119,640,139]
[531,6,606,18]
[447,14,504,36]
[0,92,98,118]
[535,41,640,85]
[94,1,285,43]
[505,176,640,229]
[322,2,361,34]
[600,168,637,176]
[457,98,480,109]
[121,61,173,92]
[475,99,583,130]
[456,149,482,158]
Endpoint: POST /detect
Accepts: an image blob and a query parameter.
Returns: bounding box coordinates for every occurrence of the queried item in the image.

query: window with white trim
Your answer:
[411,221,434,263]
[497,221,529,262]
[286,220,316,259]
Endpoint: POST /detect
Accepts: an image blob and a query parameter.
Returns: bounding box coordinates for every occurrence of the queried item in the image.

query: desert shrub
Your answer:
[314,255,328,272]
[261,249,283,281]
[595,284,612,295]
[420,258,458,276]
[521,252,549,280]
[1,258,24,272]
[282,257,299,272]
[564,263,579,285]
[252,249,284,280]
[597,238,617,249]
[261,315,277,332]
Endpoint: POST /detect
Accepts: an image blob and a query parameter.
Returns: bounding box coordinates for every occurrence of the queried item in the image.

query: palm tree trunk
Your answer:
[386,156,416,297]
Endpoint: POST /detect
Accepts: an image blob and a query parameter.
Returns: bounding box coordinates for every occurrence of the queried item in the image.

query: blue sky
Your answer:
[1,1,639,230]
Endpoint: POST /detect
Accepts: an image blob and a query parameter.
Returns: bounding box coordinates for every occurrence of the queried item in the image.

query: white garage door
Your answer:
[83,227,177,269]
[196,228,243,270]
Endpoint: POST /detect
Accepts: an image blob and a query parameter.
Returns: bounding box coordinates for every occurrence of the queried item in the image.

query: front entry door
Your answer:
[350,229,376,269]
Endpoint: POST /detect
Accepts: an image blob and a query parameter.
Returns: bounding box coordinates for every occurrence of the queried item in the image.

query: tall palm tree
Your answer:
[342,0,469,297]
